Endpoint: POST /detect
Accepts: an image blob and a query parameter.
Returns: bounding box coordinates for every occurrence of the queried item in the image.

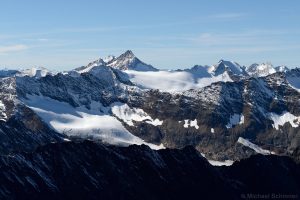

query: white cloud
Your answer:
[208,13,246,20]
[0,44,28,54]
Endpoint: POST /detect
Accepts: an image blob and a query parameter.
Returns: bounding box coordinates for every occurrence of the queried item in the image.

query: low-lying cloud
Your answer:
[0,44,28,54]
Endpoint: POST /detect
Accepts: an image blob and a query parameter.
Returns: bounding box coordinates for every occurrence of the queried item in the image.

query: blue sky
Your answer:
[0,0,299,70]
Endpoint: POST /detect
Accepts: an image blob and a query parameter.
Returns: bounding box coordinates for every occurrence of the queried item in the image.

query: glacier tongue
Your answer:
[22,95,164,150]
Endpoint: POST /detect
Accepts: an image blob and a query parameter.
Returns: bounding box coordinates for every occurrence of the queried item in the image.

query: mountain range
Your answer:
[0,50,300,199]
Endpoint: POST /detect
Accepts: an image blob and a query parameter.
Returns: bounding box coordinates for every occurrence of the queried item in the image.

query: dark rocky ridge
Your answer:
[0,141,299,200]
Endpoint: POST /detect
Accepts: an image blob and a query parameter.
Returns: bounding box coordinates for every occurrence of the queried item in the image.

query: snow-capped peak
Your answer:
[107,50,158,71]
[74,58,106,74]
[74,50,157,73]
[120,50,135,59]
[246,62,276,77]
[211,60,245,76]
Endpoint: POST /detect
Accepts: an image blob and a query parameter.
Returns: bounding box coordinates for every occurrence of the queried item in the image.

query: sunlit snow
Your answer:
[208,160,234,166]
[201,153,234,166]
[237,137,274,155]
[23,95,164,150]
[111,103,163,126]
[125,70,232,93]
[183,119,199,129]
[268,112,300,130]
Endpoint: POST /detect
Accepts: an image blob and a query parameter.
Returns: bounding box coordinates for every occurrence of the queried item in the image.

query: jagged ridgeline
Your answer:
[0,50,299,164]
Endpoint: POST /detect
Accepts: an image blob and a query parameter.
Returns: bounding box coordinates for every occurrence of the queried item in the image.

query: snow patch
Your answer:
[111,103,163,126]
[237,137,274,155]
[190,119,199,129]
[208,160,234,166]
[147,118,163,126]
[268,112,300,130]
[226,114,244,128]
[201,152,234,166]
[183,119,199,129]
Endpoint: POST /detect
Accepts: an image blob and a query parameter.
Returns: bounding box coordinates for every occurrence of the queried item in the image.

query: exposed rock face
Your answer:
[0,77,63,154]
[0,52,299,163]
[107,50,158,71]
[0,141,299,200]
[0,52,300,199]
[125,72,300,161]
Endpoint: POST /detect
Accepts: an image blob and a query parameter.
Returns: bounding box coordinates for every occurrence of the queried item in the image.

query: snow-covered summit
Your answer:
[107,50,158,71]
[210,60,246,76]
[246,63,276,77]
[75,58,106,74]
[74,50,158,74]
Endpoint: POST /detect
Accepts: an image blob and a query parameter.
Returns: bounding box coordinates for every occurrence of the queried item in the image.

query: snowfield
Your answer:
[23,95,164,150]
[268,112,300,130]
[125,70,232,93]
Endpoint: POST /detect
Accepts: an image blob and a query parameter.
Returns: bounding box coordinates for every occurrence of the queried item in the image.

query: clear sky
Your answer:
[0,0,299,70]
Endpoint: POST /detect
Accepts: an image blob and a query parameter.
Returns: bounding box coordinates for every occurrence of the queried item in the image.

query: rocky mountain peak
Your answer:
[107,50,158,71]
[121,50,135,58]
[212,60,245,76]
